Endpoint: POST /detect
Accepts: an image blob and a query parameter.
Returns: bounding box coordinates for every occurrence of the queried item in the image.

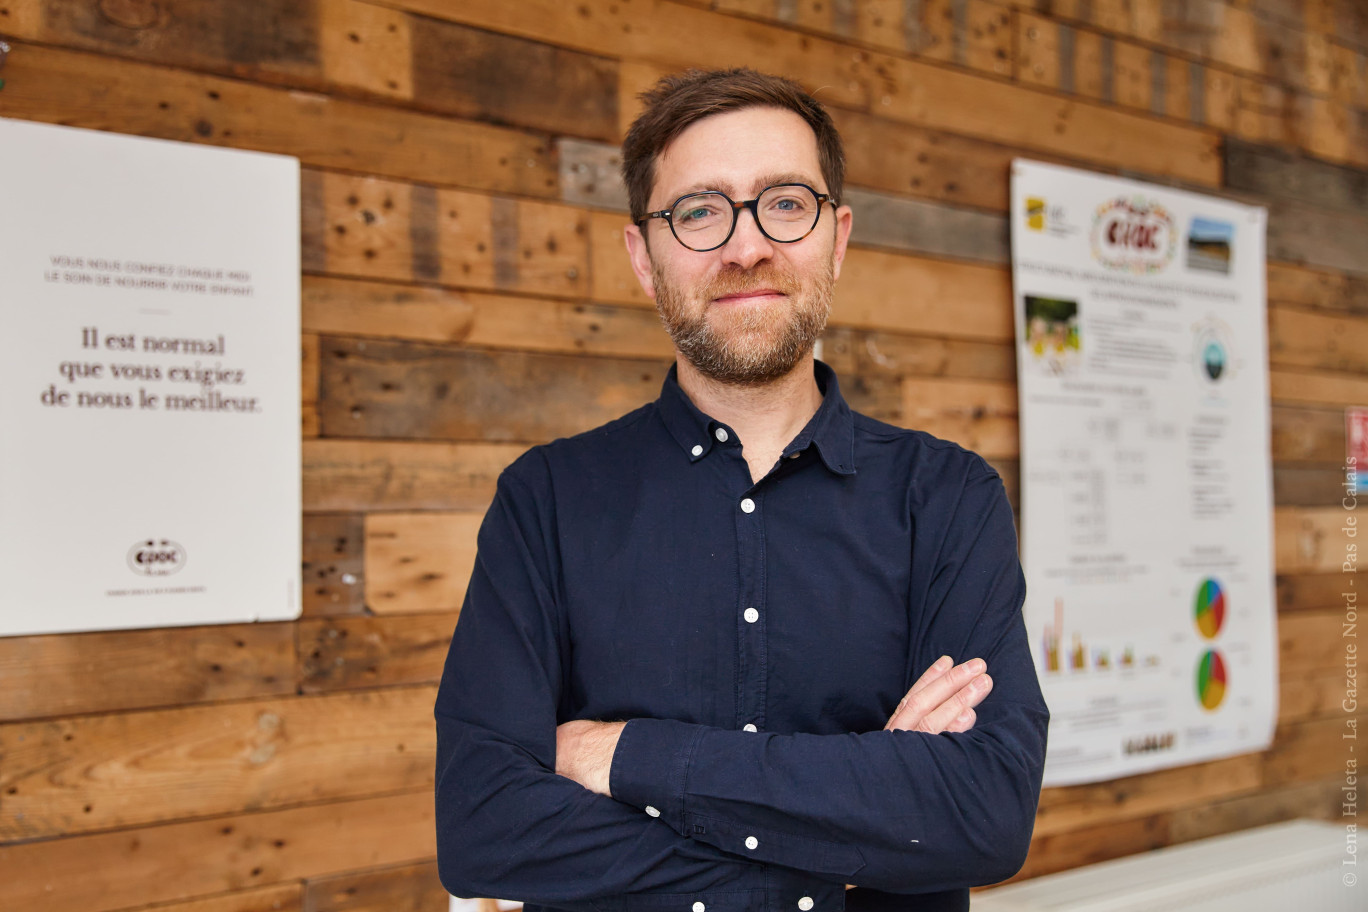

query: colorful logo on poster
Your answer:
[1091,196,1176,274]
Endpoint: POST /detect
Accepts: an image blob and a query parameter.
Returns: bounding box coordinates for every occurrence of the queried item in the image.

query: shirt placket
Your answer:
[734,481,768,734]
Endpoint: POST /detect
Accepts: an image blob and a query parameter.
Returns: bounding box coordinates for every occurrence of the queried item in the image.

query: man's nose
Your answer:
[719,206,775,270]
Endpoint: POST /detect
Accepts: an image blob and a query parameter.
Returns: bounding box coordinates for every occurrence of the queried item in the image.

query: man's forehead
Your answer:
[651,107,824,200]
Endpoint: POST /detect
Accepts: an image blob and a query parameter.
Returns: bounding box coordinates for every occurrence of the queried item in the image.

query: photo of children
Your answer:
[1024,295,1081,376]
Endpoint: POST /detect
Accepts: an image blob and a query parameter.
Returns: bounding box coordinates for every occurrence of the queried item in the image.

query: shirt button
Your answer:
[745,835,759,850]
[714,427,728,442]
[798,898,814,911]
[743,607,759,624]
[740,498,755,513]
[645,805,660,817]
[743,723,758,732]
[691,444,703,457]
[693,903,706,912]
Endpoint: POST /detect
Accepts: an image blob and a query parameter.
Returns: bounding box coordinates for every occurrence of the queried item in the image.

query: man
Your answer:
[435,68,1047,912]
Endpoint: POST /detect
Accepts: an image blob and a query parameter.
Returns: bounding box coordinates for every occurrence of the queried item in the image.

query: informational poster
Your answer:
[0,118,301,637]
[1011,159,1276,786]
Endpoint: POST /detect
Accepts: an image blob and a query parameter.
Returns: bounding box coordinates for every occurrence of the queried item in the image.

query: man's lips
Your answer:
[711,288,787,303]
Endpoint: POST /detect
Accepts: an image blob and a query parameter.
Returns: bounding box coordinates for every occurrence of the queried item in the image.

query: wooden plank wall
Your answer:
[0,0,1363,908]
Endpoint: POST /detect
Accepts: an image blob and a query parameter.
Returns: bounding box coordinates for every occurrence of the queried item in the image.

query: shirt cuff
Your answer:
[609,717,705,834]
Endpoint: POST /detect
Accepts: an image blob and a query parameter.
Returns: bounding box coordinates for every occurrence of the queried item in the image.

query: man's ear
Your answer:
[624,223,657,300]
[831,204,853,282]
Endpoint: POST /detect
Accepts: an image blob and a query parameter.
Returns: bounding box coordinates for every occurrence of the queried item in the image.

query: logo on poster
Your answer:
[1091,197,1176,274]
[127,539,186,576]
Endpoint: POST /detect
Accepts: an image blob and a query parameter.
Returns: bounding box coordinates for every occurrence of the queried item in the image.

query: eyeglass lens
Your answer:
[672,185,820,251]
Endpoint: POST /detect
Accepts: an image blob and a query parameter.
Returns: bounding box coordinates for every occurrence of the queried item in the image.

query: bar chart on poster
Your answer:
[1011,160,1277,786]
[0,118,300,637]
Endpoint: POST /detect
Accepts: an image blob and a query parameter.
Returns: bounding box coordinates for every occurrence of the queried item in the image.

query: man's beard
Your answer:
[652,258,834,385]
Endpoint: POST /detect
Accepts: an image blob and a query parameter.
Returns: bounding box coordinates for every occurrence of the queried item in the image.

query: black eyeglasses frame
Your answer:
[636,182,838,253]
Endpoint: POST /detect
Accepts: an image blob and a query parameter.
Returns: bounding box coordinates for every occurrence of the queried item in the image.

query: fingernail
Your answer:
[957,711,974,724]
[936,655,952,670]
[968,659,986,674]
[975,674,993,692]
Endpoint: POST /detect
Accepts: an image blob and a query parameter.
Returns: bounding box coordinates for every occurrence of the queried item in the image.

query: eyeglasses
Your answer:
[637,183,837,252]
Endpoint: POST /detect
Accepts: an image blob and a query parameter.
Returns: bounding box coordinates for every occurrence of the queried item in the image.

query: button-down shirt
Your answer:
[435,362,1048,912]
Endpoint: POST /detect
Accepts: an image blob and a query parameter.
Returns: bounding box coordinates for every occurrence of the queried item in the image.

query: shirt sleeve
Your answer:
[608,466,1048,894]
[434,454,760,906]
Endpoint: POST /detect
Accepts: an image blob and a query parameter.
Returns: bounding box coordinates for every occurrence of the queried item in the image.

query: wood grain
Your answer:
[0,790,434,912]
[364,512,482,615]
[302,513,367,617]
[304,860,448,912]
[0,44,557,198]
[303,440,525,512]
[0,624,294,723]
[299,613,458,692]
[316,337,668,442]
[0,687,436,840]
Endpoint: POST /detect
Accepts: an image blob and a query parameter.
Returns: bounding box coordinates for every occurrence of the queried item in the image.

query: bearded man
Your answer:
[435,69,1048,912]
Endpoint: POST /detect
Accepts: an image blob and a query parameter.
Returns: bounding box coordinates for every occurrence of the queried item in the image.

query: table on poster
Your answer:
[0,118,300,637]
[1010,159,1276,785]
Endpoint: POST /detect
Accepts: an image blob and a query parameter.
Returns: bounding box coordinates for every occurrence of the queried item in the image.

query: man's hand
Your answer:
[555,719,626,796]
[883,655,992,734]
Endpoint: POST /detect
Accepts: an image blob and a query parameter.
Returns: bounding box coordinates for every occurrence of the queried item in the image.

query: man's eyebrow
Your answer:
[663,172,825,203]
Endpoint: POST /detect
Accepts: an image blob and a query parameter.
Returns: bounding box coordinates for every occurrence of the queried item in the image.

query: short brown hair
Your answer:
[621,68,845,224]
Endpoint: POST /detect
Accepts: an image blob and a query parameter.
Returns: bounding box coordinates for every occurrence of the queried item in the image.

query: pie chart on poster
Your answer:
[1197,649,1227,710]
[1194,578,1226,639]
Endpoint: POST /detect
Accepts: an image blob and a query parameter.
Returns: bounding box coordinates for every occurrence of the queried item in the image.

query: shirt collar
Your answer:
[656,360,857,476]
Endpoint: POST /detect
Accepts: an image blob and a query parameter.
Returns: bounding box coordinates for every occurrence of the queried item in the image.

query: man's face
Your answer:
[624,106,853,385]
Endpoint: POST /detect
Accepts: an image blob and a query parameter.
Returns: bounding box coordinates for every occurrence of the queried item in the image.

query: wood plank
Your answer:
[302,276,672,360]
[1278,570,1357,613]
[1278,609,1349,675]
[829,106,1020,213]
[0,687,436,840]
[1280,674,1352,724]
[1263,715,1351,786]
[822,327,1017,384]
[408,14,618,142]
[387,0,1222,186]
[588,210,649,307]
[1275,463,1356,507]
[1226,138,1368,214]
[0,45,557,198]
[302,513,366,618]
[0,790,434,912]
[320,0,414,102]
[833,249,1014,340]
[304,860,448,912]
[844,188,1010,265]
[120,884,303,912]
[1169,775,1345,843]
[902,376,1019,458]
[318,173,589,296]
[1271,368,1368,408]
[1270,404,1347,464]
[558,137,628,210]
[299,614,457,693]
[1015,12,1061,90]
[303,333,321,439]
[1273,505,1358,574]
[1012,812,1171,882]
[302,440,524,512]
[1032,754,1262,838]
[1267,261,1368,315]
[364,512,481,615]
[0,624,294,723]
[316,337,668,442]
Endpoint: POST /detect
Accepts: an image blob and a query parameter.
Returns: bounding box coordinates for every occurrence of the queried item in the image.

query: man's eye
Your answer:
[676,205,722,227]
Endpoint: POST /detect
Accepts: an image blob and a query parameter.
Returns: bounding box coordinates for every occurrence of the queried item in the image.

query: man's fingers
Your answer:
[884,658,989,732]
[913,674,992,734]
[884,655,953,730]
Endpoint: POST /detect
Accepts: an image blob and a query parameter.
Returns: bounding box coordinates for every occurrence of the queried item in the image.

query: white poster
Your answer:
[0,118,300,637]
[1011,159,1276,786]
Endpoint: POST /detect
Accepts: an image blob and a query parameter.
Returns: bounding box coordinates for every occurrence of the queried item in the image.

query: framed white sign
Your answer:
[0,118,301,636]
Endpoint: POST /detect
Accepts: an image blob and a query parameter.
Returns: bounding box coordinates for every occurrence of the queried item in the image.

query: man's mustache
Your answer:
[703,264,801,300]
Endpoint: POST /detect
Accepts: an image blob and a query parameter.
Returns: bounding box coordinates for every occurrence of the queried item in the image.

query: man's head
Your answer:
[621,69,853,386]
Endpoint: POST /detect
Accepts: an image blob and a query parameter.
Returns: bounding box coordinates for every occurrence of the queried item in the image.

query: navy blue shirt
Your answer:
[435,362,1047,912]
